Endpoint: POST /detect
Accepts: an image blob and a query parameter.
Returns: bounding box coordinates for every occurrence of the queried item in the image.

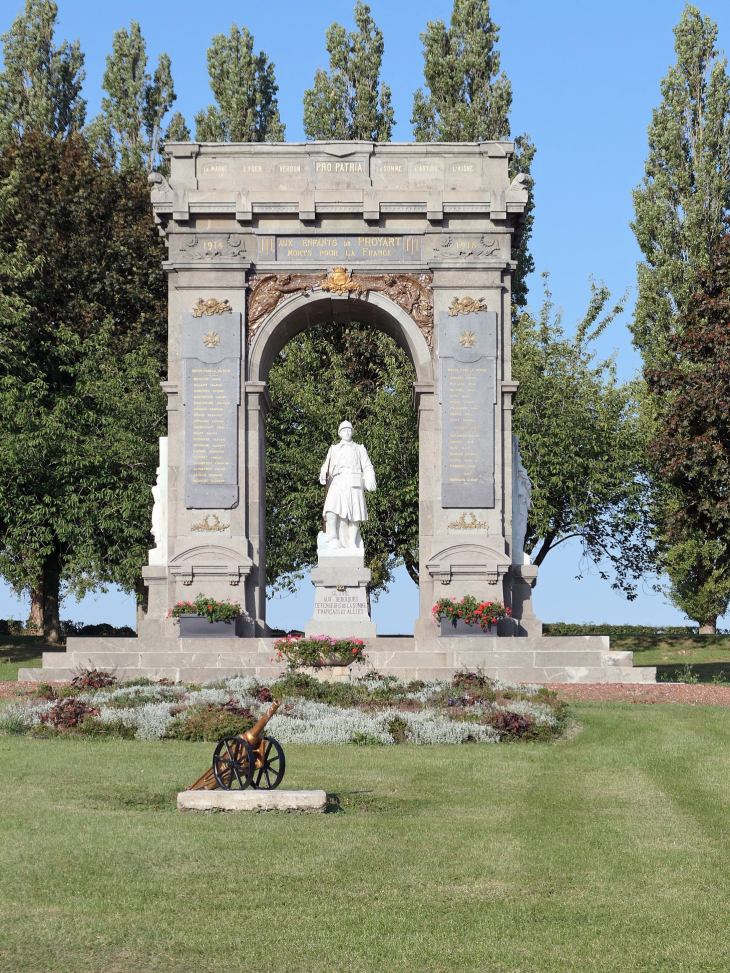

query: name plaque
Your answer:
[440,310,497,508]
[182,312,241,509]
[258,234,422,264]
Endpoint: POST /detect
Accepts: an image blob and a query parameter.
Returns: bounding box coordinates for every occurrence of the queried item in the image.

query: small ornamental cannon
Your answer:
[187,701,285,792]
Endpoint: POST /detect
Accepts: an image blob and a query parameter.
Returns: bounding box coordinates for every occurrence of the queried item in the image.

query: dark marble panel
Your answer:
[183,359,240,509]
[439,310,497,508]
[182,311,241,364]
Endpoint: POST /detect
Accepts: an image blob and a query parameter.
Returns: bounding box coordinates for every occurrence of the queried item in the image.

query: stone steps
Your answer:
[18,665,656,685]
[17,634,656,685]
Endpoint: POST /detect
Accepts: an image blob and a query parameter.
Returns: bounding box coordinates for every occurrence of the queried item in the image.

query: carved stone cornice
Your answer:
[246,272,434,351]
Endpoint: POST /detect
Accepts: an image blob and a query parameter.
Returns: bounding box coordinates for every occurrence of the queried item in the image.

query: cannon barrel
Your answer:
[243,700,280,746]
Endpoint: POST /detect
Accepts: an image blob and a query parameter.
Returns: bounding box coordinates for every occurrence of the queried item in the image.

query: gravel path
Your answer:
[0,681,36,699]
[548,682,730,706]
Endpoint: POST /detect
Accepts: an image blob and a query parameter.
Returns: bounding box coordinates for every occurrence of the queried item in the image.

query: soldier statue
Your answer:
[319,421,376,551]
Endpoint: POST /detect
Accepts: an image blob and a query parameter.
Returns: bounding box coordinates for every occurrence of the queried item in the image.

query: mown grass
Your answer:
[612,633,730,682]
[1,702,729,972]
[0,635,63,682]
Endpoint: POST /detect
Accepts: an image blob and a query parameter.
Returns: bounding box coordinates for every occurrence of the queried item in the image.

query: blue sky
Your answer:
[0,0,726,630]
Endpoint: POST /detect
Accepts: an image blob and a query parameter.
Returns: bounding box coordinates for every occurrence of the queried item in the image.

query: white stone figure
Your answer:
[511,435,533,565]
[148,437,168,566]
[318,421,376,552]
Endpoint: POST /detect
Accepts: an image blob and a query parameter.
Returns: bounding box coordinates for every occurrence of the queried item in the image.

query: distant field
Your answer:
[4,633,730,684]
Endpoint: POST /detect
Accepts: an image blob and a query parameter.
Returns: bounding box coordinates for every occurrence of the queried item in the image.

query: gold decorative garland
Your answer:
[448,296,488,316]
[246,271,434,350]
[192,298,233,317]
[191,513,229,533]
[448,512,488,530]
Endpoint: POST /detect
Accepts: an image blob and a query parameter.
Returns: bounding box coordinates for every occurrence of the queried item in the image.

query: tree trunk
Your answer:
[135,576,148,632]
[403,552,419,586]
[532,530,558,567]
[699,617,717,635]
[42,547,62,643]
[29,586,43,634]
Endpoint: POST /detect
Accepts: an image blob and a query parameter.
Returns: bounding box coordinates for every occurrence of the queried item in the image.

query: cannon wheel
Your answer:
[213,736,255,790]
[252,736,285,790]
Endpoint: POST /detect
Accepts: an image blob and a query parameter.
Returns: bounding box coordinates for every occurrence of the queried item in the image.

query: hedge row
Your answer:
[0,620,136,638]
[542,623,705,636]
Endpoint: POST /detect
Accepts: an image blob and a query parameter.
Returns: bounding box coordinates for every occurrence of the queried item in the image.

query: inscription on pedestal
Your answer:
[182,313,241,509]
[313,589,370,619]
[440,310,497,508]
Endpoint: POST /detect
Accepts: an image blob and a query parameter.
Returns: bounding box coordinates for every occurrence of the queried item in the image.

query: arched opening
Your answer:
[246,290,433,633]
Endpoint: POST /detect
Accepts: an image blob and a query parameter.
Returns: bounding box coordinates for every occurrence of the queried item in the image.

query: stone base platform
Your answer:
[18,635,656,684]
[178,790,327,813]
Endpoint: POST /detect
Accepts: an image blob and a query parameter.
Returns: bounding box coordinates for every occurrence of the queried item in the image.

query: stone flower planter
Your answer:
[440,618,499,637]
[177,614,246,638]
[313,653,356,667]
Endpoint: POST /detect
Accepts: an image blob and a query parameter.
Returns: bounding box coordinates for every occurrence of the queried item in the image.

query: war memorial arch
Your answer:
[19,141,654,685]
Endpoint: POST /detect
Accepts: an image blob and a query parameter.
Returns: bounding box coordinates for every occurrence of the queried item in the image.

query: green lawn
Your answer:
[0,635,60,682]
[612,633,730,682]
[1,703,729,972]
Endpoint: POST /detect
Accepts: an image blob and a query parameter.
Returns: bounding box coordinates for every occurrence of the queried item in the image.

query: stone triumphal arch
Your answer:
[142,140,536,641]
[20,141,654,684]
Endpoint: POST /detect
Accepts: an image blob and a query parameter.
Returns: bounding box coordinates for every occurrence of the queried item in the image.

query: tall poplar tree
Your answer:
[632,5,730,632]
[631,4,730,370]
[195,24,284,142]
[87,21,180,173]
[303,2,394,141]
[411,0,535,311]
[0,0,85,147]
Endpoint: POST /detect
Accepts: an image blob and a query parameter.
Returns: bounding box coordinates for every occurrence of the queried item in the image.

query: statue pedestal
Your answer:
[305,552,377,639]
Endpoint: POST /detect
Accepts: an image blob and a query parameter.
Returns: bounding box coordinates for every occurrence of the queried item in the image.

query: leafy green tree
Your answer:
[412,0,510,143]
[87,21,178,173]
[632,5,730,631]
[195,24,284,142]
[0,133,167,640]
[0,0,85,147]
[158,111,191,178]
[303,2,394,141]
[631,4,730,371]
[266,325,418,596]
[513,275,652,598]
[411,0,535,313]
[660,538,730,634]
[645,236,730,632]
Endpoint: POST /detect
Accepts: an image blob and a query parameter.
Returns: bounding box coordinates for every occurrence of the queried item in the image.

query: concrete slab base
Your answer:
[177,790,327,813]
[18,634,656,684]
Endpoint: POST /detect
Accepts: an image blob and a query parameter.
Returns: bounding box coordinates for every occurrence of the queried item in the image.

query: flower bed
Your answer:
[168,594,248,623]
[0,669,568,745]
[272,635,367,669]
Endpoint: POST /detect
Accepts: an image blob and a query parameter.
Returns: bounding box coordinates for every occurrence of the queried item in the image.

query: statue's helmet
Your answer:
[338,420,354,434]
